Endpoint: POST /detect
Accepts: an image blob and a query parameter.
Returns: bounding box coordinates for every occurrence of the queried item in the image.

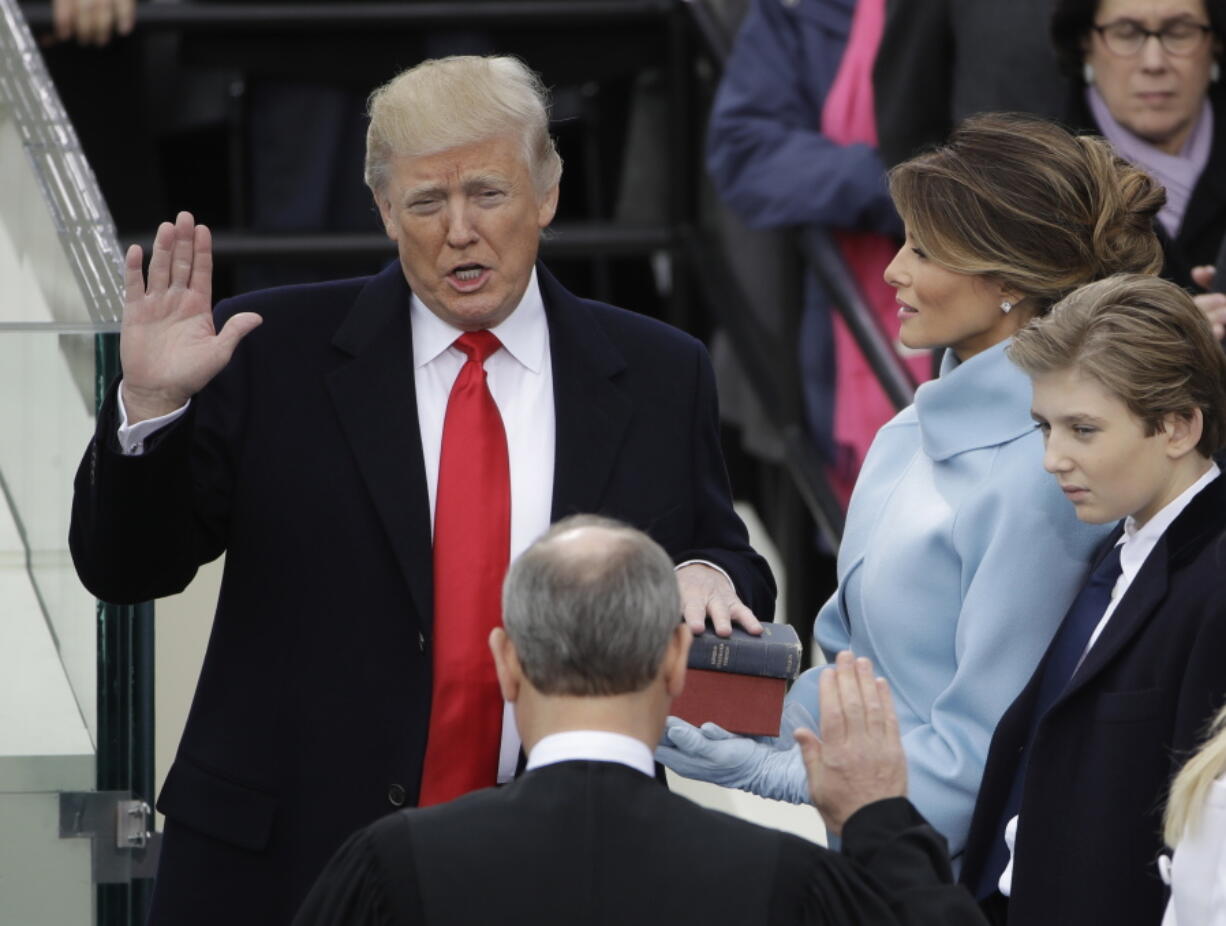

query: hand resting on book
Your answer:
[656,700,813,805]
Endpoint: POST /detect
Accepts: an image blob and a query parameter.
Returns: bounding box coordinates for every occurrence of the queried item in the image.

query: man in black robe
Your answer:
[294,516,985,926]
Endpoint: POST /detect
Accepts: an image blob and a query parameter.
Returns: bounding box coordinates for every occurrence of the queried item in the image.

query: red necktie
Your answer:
[418,330,511,806]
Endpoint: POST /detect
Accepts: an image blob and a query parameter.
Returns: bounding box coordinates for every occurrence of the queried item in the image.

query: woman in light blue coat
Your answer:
[659,113,1167,860]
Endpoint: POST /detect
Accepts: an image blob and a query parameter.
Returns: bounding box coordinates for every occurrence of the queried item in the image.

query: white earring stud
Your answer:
[1212,61,1221,83]
[1001,300,1014,314]
[1083,62,1095,85]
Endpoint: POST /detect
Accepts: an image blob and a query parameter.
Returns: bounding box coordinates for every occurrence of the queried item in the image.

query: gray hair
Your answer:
[364,55,563,196]
[501,515,680,697]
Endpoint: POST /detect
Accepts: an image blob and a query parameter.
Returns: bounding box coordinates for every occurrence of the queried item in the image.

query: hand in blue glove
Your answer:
[655,699,816,805]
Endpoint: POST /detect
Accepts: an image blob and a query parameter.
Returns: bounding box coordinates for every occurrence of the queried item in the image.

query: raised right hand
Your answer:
[120,212,262,423]
[795,651,907,836]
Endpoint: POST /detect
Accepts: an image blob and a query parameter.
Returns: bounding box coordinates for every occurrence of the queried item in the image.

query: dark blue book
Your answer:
[687,623,803,680]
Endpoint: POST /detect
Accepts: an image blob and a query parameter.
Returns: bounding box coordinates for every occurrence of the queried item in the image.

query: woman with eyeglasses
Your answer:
[1053,0,1226,337]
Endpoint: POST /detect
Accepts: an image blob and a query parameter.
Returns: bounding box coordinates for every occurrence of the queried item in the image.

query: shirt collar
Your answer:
[410,267,547,373]
[525,730,655,777]
[1118,462,1220,577]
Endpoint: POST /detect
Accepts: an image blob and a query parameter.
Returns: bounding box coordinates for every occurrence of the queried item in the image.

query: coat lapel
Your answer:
[326,264,435,636]
[1059,474,1226,704]
[538,265,632,519]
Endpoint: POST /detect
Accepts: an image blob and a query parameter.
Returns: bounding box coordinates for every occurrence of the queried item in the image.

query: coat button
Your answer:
[387,783,407,807]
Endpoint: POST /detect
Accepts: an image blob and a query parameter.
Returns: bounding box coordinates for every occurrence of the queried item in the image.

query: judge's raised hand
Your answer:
[794,651,907,836]
[121,212,262,424]
[676,562,762,637]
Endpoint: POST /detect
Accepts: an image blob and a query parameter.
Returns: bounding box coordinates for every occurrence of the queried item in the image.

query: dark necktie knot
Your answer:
[455,330,502,365]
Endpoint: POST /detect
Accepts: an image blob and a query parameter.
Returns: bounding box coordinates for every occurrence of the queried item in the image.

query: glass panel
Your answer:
[0,1,128,921]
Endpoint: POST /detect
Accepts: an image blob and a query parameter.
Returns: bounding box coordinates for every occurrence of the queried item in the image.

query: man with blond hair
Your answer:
[295,517,984,926]
[70,56,772,925]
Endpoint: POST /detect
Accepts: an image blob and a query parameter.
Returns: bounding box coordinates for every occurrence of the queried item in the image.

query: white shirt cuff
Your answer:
[117,382,191,456]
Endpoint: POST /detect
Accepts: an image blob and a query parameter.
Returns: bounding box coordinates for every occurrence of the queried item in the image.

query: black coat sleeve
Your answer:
[770,798,987,925]
[674,339,776,621]
[68,370,234,604]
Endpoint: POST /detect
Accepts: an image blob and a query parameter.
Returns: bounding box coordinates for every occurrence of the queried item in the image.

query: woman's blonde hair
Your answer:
[1008,274,1226,457]
[1166,702,1226,846]
[889,113,1164,316]
[365,55,563,197]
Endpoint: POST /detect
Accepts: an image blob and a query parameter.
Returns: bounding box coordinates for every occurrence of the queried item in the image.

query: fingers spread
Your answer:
[145,221,176,293]
[817,662,844,745]
[705,595,732,636]
[681,597,707,635]
[795,726,821,771]
[878,678,900,740]
[216,312,263,360]
[834,651,867,737]
[168,211,196,290]
[728,599,762,634]
[54,0,76,40]
[189,223,214,303]
[123,244,145,305]
[858,657,886,738]
[116,0,136,35]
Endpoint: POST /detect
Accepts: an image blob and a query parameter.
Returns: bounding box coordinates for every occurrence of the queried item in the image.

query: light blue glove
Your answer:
[655,699,815,805]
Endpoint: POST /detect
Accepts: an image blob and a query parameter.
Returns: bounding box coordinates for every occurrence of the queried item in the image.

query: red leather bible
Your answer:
[670,624,803,736]
[671,669,789,737]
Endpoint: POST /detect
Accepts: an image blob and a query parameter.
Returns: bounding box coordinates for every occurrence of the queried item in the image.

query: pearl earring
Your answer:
[1213,61,1221,84]
[1083,62,1095,85]
[1000,300,1014,314]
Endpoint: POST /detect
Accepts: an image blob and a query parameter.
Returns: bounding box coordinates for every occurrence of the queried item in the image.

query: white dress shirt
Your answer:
[1161,776,1226,926]
[410,269,555,782]
[999,464,1222,896]
[526,729,656,777]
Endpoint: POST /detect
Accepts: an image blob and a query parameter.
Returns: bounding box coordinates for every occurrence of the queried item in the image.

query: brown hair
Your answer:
[1008,273,1226,456]
[889,113,1165,317]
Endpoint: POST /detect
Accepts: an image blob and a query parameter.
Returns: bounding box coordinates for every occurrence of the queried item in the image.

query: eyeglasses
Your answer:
[1091,19,1213,56]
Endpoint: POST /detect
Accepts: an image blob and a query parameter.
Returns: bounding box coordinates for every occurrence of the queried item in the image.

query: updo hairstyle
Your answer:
[889,113,1165,316]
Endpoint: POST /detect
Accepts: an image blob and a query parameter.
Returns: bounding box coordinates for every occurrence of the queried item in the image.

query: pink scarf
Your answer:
[820,0,931,504]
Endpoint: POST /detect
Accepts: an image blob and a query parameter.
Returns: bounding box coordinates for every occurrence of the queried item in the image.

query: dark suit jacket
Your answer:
[873,0,1066,168]
[293,760,987,926]
[960,472,1226,925]
[69,263,774,925]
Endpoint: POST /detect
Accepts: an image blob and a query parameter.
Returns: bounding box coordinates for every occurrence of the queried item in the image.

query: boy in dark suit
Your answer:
[961,273,1226,925]
[295,516,987,925]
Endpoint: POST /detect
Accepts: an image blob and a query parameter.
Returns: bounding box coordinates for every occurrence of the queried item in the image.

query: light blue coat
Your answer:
[789,340,1111,859]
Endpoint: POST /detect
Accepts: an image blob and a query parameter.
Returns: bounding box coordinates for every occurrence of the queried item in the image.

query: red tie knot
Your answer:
[455,330,502,365]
